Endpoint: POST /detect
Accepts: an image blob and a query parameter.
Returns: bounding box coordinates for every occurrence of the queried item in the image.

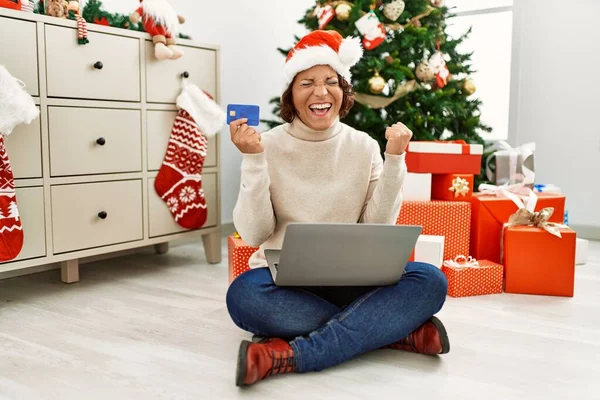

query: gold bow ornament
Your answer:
[449,177,470,198]
[506,207,569,238]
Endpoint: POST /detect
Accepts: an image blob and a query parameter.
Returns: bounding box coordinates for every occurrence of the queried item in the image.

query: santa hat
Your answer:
[282,30,363,91]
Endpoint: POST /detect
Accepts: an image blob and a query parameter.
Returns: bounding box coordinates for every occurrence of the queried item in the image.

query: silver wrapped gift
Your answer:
[485,141,535,187]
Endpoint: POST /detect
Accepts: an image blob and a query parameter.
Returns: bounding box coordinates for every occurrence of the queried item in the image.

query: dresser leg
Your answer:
[61,259,79,283]
[202,232,222,264]
[154,242,169,255]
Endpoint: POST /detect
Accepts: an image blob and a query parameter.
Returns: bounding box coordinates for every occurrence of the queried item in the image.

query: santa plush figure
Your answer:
[130,0,186,61]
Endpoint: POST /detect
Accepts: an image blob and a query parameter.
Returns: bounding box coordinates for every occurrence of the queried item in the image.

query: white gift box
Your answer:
[576,238,589,265]
[414,235,445,268]
[403,173,432,201]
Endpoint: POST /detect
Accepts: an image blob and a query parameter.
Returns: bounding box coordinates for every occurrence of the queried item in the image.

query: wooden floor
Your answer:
[0,240,599,400]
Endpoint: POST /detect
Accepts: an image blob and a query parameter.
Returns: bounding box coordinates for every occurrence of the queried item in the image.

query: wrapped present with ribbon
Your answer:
[431,174,474,202]
[227,234,258,284]
[397,201,470,261]
[441,256,503,297]
[503,207,576,297]
[470,182,565,264]
[485,141,535,187]
[405,140,483,174]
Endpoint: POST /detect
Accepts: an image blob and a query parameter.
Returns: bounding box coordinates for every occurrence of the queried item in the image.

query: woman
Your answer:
[226,30,449,387]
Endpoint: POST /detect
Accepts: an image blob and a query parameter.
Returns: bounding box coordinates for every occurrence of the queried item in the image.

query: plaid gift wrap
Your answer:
[441,256,503,297]
[227,235,258,284]
[397,201,470,261]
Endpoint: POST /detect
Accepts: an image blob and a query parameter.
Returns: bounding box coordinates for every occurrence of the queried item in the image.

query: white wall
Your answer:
[100,0,314,225]
[510,0,600,229]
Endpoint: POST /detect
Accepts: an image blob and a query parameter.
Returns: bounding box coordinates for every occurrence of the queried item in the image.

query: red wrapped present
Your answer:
[431,174,474,202]
[0,0,21,10]
[405,140,483,174]
[227,234,258,284]
[441,256,503,297]
[503,208,575,297]
[397,201,470,261]
[471,187,565,264]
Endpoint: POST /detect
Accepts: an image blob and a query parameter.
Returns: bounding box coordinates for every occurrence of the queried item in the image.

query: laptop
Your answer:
[264,223,421,287]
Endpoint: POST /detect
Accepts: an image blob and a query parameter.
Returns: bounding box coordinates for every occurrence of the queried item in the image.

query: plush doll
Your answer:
[130,0,186,61]
[66,0,88,44]
[0,0,21,10]
[45,0,68,18]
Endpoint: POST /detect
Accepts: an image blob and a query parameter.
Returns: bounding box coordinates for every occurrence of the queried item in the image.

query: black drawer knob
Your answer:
[94,61,104,70]
[98,211,108,220]
[182,71,189,78]
[96,137,106,146]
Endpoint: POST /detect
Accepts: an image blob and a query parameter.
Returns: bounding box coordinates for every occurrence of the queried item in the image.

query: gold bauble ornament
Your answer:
[335,3,352,21]
[415,61,434,82]
[464,79,476,95]
[369,71,386,94]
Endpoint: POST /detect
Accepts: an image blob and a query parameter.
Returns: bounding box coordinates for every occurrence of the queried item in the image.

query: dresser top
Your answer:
[0,6,218,51]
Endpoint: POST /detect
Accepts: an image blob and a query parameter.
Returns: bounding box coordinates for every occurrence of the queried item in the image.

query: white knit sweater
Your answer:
[233,117,407,269]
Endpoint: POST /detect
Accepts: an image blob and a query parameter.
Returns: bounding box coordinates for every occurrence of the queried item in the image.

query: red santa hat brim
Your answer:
[282,31,363,92]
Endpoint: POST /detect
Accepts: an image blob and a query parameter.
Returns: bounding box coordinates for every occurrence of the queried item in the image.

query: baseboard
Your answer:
[221,222,235,237]
[569,224,600,241]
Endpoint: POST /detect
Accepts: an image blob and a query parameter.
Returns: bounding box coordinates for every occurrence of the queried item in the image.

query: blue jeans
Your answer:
[226,262,448,373]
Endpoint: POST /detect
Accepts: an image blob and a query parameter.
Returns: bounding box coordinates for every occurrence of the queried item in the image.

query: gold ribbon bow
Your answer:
[506,207,568,238]
[449,177,470,197]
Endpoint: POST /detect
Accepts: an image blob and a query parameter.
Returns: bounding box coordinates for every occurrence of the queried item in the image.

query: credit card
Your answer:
[227,104,260,126]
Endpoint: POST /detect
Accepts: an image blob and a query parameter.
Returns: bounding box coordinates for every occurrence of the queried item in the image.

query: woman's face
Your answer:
[292,65,344,131]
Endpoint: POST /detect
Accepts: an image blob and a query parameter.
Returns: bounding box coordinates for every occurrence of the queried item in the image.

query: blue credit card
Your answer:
[227,104,260,126]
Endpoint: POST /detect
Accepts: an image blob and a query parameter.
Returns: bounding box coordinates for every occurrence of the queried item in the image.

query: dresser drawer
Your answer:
[0,17,39,96]
[48,107,142,176]
[51,180,143,254]
[145,41,217,103]
[0,187,46,264]
[148,173,217,237]
[146,110,217,171]
[45,25,141,102]
[5,108,42,179]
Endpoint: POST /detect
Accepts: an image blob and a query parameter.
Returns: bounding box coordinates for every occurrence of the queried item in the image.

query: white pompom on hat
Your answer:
[282,30,363,92]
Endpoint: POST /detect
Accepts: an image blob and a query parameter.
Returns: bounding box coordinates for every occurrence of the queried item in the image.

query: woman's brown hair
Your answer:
[279,74,355,123]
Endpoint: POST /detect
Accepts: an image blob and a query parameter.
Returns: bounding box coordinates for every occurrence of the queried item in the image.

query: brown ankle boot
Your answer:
[386,316,450,355]
[236,338,296,386]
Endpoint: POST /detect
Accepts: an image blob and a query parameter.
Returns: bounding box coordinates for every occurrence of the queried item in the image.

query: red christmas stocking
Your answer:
[0,136,23,262]
[154,83,225,229]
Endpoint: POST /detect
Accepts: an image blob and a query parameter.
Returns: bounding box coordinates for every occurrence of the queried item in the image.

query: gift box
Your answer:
[227,235,258,284]
[0,0,22,10]
[405,141,483,174]
[504,226,576,297]
[397,201,470,260]
[431,174,474,202]
[403,173,432,201]
[576,238,589,265]
[414,235,444,268]
[484,141,535,187]
[470,192,565,264]
[442,257,503,297]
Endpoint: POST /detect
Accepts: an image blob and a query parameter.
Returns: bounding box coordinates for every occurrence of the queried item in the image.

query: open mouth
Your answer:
[309,103,332,117]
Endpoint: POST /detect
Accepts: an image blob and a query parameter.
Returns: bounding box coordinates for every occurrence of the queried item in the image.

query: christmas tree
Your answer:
[266,0,492,184]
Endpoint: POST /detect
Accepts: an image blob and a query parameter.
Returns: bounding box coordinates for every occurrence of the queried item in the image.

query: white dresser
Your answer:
[0,8,222,283]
